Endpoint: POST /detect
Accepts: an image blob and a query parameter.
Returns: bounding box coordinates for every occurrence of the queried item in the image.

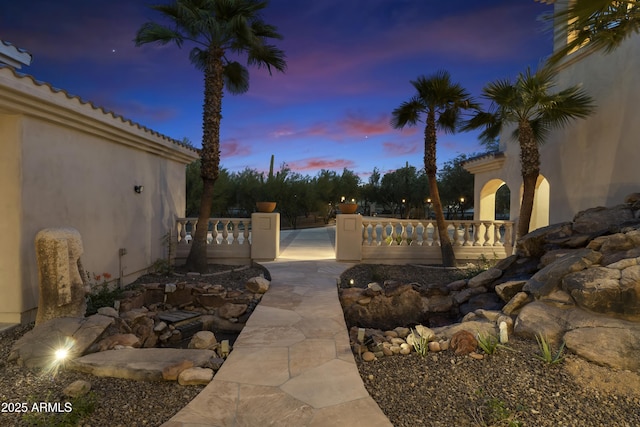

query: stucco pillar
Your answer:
[335,214,362,262]
[251,213,280,261]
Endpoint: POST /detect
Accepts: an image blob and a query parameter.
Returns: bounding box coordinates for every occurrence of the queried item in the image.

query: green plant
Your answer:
[476,332,514,355]
[150,231,175,275]
[535,334,566,365]
[470,389,524,427]
[22,391,97,426]
[85,272,123,315]
[410,329,431,357]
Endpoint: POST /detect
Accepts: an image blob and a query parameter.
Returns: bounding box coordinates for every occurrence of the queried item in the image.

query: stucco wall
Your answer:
[0,67,198,324]
[540,36,640,223]
[469,34,640,230]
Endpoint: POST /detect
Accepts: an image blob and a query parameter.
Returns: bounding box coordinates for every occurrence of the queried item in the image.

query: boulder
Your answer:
[449,330,477,355]
[245,276,270,294]
[467,267,502,288]
[523,249,602,298]
[63,380,91,398]
[516,222,572,258]
[495,280,526,302]
[189,331,217,350]
[572,205,634,235]
[564,325,640,371]
[217,303,248,320]
[342,286,424,331]
[178,367,214,385]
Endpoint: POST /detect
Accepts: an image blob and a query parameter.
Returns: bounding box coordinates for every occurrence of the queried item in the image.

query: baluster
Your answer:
[451,222,461,246]
[372,222,379,246]
[462,222,472,246]
[421,222,429,246]
[210,220,218,245]
[382,222,390,245]
[390,221,398,246]
[221,220,230,245]
[483,222,492,246]
[232,220,240,245]
[178,219,187,245]
[411,222,418,246]
[493,222,504,247]
[400,222,408,246]
[243,220,250,245]
[362,220,369,246]
[473,222,482,246]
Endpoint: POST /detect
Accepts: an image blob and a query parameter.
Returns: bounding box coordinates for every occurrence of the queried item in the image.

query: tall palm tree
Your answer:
[135,0,286,272]
[391,71,474,267]
[547,0,640,65]
[463,67,595,239]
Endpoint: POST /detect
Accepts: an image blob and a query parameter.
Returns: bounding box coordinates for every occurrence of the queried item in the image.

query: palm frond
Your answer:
[135,22,185,47]
[223,61,250,94]
[391,98,425,129]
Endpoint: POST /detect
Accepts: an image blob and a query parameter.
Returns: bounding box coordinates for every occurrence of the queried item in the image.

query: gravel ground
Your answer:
[3,263,640,426]
[0,263,268,427]
[340,264,640,427]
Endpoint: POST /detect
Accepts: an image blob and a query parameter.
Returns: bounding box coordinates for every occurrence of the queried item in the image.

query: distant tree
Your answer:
[547,0,640,65]
[233,167,264,215]
[135,0,286,273]
[391,70,474,266]
[185,160,232,217]
[437,154,474,220]
[360,167,381,215]
[336,168,361,204]
[463,67,595,238]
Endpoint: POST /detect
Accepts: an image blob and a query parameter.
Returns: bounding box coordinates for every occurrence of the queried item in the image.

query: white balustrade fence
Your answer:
[174,217,252,265]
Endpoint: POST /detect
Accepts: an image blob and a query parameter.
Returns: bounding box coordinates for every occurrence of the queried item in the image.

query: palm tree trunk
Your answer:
[517,121,540,239]
[185,46,224,272]
[425,113,456,267]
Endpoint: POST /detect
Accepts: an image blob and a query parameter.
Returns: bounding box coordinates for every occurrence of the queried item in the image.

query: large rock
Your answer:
[563,266,640,319]
[467,267,502,288]
[523,249,602,298]
[245,276,270,294]
[516,222,572,258]
[564,325,640,371]
[8,315,114,368]
[34,227,88,324]
[572,205,635,235]
[342,286,424,330]
[69,348,215,381]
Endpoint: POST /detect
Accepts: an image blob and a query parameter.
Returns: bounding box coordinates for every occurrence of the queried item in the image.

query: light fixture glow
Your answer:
[54,348,69,361]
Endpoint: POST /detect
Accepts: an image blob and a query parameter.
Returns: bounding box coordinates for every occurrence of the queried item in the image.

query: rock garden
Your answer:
[338,193,640,426]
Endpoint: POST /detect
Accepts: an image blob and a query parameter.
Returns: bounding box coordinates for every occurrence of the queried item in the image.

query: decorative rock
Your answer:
[97,307,119,318]
[207,357,225,371]
[189,331,217,350]
[414,325,434,340]
[446,279,468,291]
[382,347,393,357]
[154,321,168,332]
[572,205,635,235]
[34,227,88,325]
[494,280,527,302]
[469,352,484,360]
[390,337,406,345]
[390,345,401,354]
[439,340,449,351]
[95,333,141,351]
[400,347,411,355]
[394,327,410,338]
[428,341,441,352]
[357,297,372,305]
[367,282,383,293]
[217,303,248,320]
[63,380,91,398]
[245,276,270,294]
[178,367,213,385]
[362,351,376,362]
[384,330,399,338]
[449,330,477,356]
[502,292,531,315]
[468,267,503,288]
[162,359,194,381]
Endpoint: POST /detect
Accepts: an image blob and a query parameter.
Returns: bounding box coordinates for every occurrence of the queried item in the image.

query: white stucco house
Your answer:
[0,40,199,325]
[464,1,640,231]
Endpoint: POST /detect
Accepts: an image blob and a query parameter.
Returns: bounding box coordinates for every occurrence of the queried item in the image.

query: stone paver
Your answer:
[162,226,392,426]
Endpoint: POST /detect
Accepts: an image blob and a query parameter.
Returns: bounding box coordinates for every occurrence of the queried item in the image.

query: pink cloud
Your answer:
[221,140,251,157]
[288,158,356,172]
[383,141,420,156]
[339,113,391,137]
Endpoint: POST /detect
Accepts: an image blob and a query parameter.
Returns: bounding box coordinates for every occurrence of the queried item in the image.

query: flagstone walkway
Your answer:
[162,226,392,426]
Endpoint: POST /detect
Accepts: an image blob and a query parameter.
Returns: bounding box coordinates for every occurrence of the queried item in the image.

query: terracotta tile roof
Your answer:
[0,40,33,68]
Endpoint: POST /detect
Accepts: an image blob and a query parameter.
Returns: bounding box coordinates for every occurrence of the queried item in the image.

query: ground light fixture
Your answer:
[134,185,144,193]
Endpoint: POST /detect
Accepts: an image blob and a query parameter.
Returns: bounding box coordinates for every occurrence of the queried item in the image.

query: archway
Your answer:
[479,179,511,221]
[530,175,550,231]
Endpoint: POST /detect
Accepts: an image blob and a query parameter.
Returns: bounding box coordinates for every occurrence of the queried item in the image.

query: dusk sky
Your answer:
[2,0,553,178]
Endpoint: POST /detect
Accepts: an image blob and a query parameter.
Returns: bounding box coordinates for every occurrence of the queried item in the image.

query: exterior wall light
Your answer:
[134,185,144,193]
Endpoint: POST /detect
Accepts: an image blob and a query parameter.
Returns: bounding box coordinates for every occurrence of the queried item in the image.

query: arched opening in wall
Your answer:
[518,174,550,231]
[479,179,510,221]
[530,175,550,230]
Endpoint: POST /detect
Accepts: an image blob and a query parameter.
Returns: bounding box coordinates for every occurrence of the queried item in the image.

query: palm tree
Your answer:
[135,0,286,272]
[391,71,474,267]
[463,67,595,239]
[547,0,640,65]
